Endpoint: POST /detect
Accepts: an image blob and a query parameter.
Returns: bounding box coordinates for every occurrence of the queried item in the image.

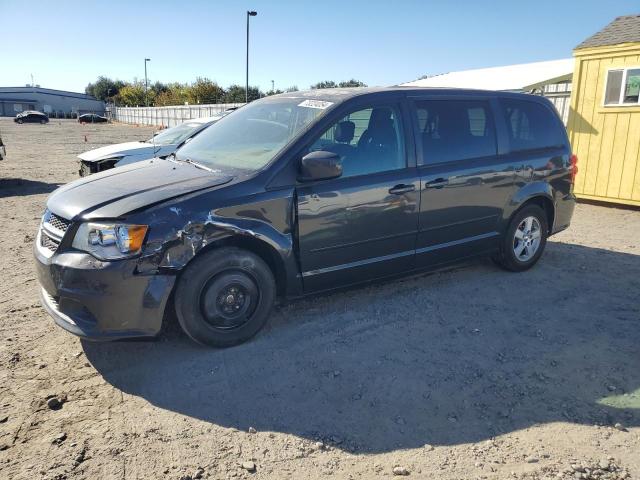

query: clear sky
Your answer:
[1,0,638,93]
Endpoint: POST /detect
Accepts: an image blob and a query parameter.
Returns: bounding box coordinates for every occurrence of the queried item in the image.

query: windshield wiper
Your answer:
[168,153,216,172]
[177,156,214,172]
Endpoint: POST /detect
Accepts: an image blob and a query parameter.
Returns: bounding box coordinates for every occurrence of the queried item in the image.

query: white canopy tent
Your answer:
[402,58,574,92]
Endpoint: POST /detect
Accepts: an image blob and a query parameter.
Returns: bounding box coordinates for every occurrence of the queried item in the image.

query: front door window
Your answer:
[309,106,405,177]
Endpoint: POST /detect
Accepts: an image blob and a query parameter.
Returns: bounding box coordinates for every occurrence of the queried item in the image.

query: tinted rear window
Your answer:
[500,99,564,152]
[414,100,497,164]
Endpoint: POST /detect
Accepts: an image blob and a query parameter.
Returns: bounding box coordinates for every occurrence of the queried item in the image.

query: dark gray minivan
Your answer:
[34,87,576,347]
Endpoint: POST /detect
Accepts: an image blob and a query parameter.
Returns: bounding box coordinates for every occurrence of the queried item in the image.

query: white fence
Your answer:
[111,103,245,127]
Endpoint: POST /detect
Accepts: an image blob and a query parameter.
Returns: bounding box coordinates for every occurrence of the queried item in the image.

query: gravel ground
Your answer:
[0,118,638,480]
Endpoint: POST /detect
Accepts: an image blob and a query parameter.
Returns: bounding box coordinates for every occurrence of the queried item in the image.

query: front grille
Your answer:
[45,210,71,233]
[40,230,60,252]
[40,209,71,255]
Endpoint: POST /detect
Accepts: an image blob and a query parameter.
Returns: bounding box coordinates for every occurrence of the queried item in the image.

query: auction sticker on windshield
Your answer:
[298,99,334,109]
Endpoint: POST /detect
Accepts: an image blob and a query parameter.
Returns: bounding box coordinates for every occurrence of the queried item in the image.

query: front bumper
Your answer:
[34,242,175,340]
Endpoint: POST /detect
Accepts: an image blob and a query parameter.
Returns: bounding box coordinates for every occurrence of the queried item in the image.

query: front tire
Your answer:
[494,205,548,272]
[174,247,276,347]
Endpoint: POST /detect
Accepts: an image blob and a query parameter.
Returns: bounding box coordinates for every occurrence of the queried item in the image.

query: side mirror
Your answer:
[299,150,342,182]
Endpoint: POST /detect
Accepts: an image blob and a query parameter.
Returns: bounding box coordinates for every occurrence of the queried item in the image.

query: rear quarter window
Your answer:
[500,99,565,152]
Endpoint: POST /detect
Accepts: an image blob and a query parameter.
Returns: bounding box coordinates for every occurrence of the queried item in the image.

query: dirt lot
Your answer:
[0,118,639,480]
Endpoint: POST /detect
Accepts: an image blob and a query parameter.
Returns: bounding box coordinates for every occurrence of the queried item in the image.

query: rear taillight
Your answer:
[569,154,578,184]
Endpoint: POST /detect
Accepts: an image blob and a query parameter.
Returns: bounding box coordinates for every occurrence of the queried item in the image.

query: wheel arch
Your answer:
[523,195,555,233]
[504,182,556,233]
[176,233,289,300]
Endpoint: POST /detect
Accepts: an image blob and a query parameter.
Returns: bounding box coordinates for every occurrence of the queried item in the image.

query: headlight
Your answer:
[72,223,148,260]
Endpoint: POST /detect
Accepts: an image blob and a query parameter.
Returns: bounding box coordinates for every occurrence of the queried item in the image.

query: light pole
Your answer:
[271,80,274,93]
[246,10,257,103]
[144,58,151,106]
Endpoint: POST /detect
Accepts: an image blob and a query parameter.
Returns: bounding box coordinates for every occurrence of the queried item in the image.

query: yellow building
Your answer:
[568,14,640,206]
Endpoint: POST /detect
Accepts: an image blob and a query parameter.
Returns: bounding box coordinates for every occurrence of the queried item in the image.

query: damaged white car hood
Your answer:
[78,142,158,162]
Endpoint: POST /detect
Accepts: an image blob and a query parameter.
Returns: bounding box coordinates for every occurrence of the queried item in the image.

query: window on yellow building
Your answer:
[604,70,623,104]
[604,68,640,106]
[623,69,640,104]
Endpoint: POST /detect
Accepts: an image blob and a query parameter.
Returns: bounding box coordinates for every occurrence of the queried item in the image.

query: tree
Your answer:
[155,83,189,106]
[338,79,367,87]
[310,80,338,89]
[84,76,267,106]
[222,85,261,103]
[151,81,169,95]
[311,79,367,89]
[85,76,126,101]
[285,85,299,92]
[187,77,224,104]
[116,83,146,107]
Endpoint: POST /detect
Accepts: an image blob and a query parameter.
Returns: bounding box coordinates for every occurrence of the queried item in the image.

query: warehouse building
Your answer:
[0,86,105,118]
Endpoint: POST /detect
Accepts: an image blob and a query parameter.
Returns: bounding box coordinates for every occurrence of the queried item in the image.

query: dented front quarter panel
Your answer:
[133,181,302,297]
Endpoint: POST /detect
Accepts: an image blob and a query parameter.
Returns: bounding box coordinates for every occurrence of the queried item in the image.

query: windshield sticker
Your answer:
[298,99,334,110]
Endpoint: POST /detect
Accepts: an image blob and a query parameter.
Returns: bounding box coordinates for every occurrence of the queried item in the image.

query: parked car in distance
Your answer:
[77,113,229,176]
[14,111,49,124]
[78,113,108,124]
[35,87,576,348]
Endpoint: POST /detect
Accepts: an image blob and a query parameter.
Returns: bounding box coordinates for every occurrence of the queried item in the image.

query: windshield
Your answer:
[149,121,209,146]
[175,97,330,172]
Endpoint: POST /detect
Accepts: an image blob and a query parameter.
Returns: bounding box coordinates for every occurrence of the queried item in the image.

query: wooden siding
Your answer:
[568,43,640,206]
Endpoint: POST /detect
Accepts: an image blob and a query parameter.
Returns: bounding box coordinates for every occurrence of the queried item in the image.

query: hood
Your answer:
[78,142,157,161]
[47,159,233,220]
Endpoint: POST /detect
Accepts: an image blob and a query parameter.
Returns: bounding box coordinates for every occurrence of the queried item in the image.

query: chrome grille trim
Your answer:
[38,209,71,256]
[49,213,70,232]
[43,209,71,236]
[40,230,60,252]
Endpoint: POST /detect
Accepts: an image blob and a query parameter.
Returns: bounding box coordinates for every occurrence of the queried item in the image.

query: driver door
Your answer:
[296,101,419,292]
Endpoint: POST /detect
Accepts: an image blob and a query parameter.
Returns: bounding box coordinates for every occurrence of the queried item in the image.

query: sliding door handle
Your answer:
[388,184,416,195]
[424,178,448,189]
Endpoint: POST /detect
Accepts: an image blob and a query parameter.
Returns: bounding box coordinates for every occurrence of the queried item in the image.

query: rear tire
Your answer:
[17,119,23,124]
[174,247,275,348]
[40,119,46,124]
[493,204,548,272]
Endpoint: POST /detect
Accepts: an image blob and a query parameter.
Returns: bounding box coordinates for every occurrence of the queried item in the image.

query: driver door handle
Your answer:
[388,184,416,195]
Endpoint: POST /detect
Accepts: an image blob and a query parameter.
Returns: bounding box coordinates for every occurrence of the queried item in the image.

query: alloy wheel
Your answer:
[513,216,542,262]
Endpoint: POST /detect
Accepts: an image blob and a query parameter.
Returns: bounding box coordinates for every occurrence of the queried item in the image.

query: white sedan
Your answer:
[78,113,231,176]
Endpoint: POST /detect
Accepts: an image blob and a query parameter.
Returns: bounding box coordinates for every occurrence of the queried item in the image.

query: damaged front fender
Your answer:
[134,188,302,298]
